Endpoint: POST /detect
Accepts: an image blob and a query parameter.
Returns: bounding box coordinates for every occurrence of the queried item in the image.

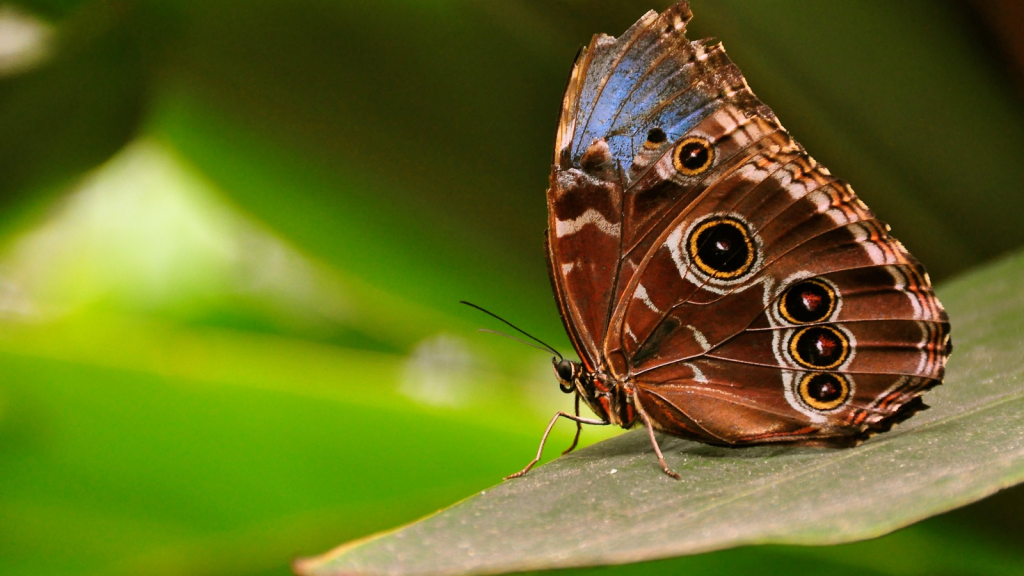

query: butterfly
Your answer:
[510,0,952,480]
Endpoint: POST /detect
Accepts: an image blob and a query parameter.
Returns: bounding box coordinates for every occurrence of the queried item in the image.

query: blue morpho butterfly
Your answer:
[468,0,950,479]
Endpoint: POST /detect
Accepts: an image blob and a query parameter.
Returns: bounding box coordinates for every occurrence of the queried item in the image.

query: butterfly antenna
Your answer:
[459,301,563,360]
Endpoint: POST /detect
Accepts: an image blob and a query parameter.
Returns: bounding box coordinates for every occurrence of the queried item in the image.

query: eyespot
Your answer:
[789,325,850,370]
[686,216,756,279]
[779,279,837,324]
[797,372,851,411]
[672,137,714,175]
[645,127,668,149]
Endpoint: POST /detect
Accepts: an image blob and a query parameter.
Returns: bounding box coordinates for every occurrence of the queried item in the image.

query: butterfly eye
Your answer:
[789,325,850,370]
[672,137,714,175]
[779,279,837,324]
[797,372,851,411]
[686,216,756,280]
[554,359,575,383]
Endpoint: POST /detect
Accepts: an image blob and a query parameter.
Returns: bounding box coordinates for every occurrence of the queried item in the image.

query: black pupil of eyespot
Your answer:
[680,142,710,170]
[695,222,748,274]
[806,373,843,402]
[647,128,667,143]
[783,281,833,323]
[795,327,844,367]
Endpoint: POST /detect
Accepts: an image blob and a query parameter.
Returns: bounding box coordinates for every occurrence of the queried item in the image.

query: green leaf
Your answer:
[296,248,1024,576]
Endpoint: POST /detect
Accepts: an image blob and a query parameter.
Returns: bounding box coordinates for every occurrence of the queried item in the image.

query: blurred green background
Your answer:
[2,0,1024,575]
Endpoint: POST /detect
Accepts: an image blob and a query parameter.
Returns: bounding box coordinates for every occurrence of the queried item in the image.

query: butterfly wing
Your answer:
[547,2,773,370]
[551,0,951,444]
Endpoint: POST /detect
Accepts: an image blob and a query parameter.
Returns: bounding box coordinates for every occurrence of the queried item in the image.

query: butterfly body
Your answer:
[510,1,951,479]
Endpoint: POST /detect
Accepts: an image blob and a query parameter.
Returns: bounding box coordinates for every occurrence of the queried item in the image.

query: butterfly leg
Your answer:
[505,409,607,480]
[630,389,682,480]
[562,394,583,455]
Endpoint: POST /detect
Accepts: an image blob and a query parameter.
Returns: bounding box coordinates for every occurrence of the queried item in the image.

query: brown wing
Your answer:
[561,1,951,444]
[614,121,950,444]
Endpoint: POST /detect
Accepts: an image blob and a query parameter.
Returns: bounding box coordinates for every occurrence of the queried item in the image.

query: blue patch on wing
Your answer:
[562,4,764,176]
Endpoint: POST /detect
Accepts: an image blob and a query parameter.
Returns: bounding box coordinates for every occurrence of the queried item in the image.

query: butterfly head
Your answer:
[552,359,626,426]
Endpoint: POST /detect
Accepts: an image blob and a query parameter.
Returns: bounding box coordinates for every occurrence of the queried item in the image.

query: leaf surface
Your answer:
[297,249,1024,576]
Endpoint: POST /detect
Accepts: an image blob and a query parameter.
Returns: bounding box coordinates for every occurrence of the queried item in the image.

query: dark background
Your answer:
[1,1,1023,574]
